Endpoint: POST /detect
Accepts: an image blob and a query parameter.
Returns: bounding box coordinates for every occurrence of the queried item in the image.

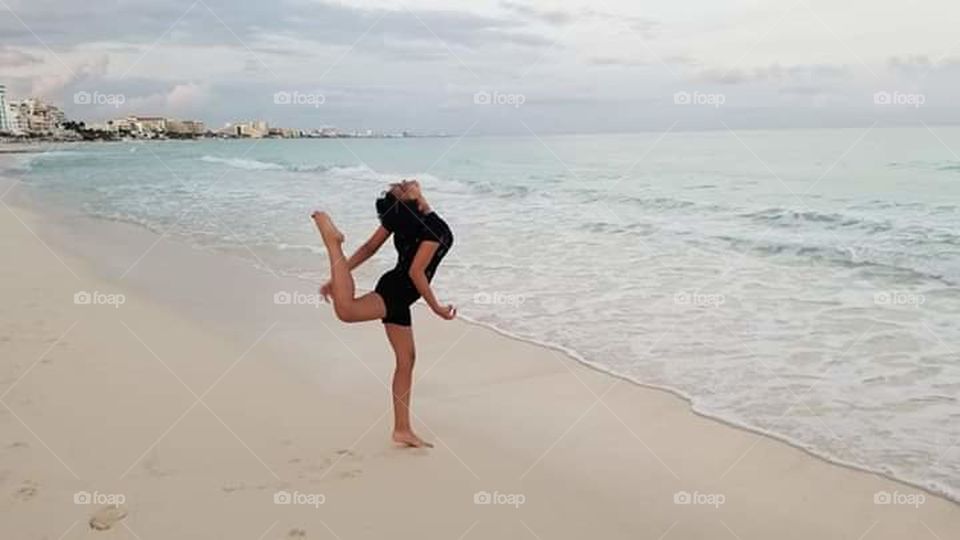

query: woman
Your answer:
[312,179,455,449]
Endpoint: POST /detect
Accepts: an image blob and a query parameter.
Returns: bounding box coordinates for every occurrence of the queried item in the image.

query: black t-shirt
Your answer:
[382,207,453,281]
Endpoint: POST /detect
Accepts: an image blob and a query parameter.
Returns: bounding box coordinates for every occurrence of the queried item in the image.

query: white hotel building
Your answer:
[0,85,28,136]
[0,84,10,133]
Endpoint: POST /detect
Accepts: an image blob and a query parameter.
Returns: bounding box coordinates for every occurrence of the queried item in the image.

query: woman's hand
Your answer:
[319,281,333,303]
[432,303,457,320]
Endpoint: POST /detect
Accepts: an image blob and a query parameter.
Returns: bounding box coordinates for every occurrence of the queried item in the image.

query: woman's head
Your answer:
[387,179,421,202]
[376,183,423,234]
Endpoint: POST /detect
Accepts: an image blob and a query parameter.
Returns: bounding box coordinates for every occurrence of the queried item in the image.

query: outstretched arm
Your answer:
[344,226,391,270]
[408,241,456,320]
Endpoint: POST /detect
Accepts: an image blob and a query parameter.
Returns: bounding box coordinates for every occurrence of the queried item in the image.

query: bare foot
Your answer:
[392,431,434,448]
[311,211,344,245]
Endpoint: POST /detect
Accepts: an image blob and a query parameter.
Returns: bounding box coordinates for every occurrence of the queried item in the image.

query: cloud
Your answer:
[500,1,574,25]
[587,55,693,68]
[165,82,211,111]
[0,0,549,52]
[115,82,211,116]
[582,9,659,38]
[0,46,41,67]
[887,55,960,76]
[30,55,110,98]
[695,63,851,85]
[588,56,650,68]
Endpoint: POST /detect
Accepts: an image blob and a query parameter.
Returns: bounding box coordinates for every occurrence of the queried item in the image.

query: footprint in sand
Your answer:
[89,505,128,530]
[14,481,38,501]
[333,449,364,463]
[336,469,363,480]
[143,451,173,478]
[223,481,274,493]
[221,481,246,493]
[322,450,364,480]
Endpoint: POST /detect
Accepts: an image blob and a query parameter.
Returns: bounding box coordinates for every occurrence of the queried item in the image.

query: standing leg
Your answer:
[312,211,385,322]
[384,323,433,448]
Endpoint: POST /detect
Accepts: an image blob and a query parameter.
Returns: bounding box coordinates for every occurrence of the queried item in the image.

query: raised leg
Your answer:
[312,211,386,323]
[384,323,433,448]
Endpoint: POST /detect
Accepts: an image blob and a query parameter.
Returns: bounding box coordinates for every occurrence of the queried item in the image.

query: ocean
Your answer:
[10,128,960,501]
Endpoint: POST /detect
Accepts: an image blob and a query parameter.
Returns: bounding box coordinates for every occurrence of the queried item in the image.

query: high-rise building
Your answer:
[6,103,24,135]
[0,84,10,133]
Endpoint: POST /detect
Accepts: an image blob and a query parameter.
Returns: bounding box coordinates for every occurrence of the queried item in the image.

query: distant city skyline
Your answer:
[0,87,444,139]
[2,1,960,134]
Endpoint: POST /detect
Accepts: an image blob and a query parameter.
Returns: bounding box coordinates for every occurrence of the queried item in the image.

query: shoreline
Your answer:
[7,162,959,508]
[3,166,960,538]
[457,312,960,507]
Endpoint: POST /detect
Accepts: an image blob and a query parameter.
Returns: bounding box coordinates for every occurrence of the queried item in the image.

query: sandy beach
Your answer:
[1,166,958,540]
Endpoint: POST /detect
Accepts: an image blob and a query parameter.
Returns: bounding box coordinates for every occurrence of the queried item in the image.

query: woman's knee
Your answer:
[334,303,359,323]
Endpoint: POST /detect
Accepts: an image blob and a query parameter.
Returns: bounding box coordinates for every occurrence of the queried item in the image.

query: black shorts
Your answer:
[374,269,421,326]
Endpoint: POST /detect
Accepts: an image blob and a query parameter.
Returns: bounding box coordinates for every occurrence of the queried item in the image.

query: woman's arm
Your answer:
[344,226,391,270]
[408,241,456,320]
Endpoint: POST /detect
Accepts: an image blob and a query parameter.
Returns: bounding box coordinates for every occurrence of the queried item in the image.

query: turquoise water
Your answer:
[14,128,960,500]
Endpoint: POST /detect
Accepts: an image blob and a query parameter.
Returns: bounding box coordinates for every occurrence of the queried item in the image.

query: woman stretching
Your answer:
[312,180,455,449]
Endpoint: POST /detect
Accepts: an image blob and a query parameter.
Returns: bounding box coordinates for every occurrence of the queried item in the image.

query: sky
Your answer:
[1,0,959,134]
